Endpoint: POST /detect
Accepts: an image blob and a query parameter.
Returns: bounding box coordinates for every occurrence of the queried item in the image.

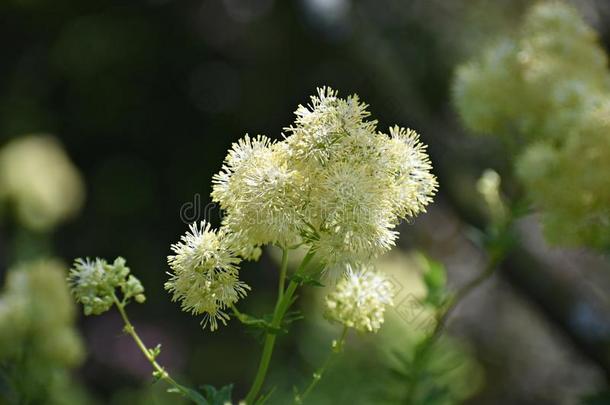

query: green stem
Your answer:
[277,247,289,301]
[294,326,349,405]
[244,250,315,404]
[111,294,186,395]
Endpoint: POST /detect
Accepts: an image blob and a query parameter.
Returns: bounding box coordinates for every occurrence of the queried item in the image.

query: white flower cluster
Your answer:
[168,87,437,330]
[166,222,250,331]
[213,88,437,267]
[324,266,394,333]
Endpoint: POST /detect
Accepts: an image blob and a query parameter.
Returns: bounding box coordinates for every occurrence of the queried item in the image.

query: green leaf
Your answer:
[423,260,446,292]
[282,310,305,328]
[149,343,162,359]
[167,383,234,405]
[200,384,234,405]
[418,254,447,308]
[233,311,276,330]
[288,272,324,287]
[422,384,452,405]
[236,310,304,340]
[167,385,210,405]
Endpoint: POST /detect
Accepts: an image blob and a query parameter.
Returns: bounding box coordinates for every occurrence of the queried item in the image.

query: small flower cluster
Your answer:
[212,89,437,267]
[0,135,84,231]
[166,222,249,331]
[168,87,437,330]
[453,2,610,249]
[68,257,145,316]
[324,266,394,333]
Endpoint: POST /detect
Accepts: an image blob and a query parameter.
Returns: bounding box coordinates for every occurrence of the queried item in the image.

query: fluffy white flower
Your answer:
[384,126,438,218]
[166,221,249,330]
[285,90,436,271]
[212,135,302,247]
[309,162,399,271]
[285,87,378,166]
[325,266,393,333]
[208,87,437,279]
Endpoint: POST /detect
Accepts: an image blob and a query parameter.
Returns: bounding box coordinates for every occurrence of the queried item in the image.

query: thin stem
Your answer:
[111,294,185,395]
[277,247,289,301]
[245,330,277,404]
[294,326,349,405]
[244,250,315,404]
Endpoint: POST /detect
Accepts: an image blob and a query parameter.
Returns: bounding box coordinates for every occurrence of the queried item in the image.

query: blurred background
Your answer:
[2,0,610,404]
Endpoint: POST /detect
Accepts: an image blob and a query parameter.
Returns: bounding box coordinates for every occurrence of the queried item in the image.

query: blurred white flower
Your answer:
[0,135,84,231]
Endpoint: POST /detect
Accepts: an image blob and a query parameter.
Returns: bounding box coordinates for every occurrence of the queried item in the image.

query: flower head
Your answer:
[324,266,394,333]
[384,126,438,218]
[208,88,437,278]
[68,257,145,316]
[166,221,250,330]
[286,89,436,270]
[308,162,399,275]
[285,87,378,166]
[212,135,302,246]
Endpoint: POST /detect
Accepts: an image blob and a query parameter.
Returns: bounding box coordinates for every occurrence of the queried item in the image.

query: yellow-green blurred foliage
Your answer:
[375,252,483,405]
[0,135,84,232]
[0,260,87,404]
[272,250,482,404]
[453,2,610,249]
